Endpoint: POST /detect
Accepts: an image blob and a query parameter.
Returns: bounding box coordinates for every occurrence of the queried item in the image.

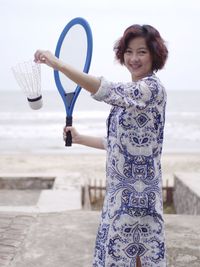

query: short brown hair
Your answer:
[114,24,168,72]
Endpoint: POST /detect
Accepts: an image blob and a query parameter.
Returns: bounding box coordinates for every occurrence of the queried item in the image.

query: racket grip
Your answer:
[65,116,73,146]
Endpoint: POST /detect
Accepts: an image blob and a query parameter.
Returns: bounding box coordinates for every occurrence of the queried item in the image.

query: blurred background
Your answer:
[0,0,200,154]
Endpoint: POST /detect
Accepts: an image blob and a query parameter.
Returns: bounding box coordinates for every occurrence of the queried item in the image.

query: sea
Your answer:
[1,89,200,154]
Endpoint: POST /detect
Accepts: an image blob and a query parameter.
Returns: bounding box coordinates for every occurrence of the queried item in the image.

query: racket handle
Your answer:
[65,116,73,146]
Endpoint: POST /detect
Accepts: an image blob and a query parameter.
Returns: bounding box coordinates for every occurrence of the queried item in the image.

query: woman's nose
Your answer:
[130,53,139,62]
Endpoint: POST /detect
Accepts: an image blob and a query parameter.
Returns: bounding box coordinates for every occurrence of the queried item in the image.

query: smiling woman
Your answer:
[89,25,168,266]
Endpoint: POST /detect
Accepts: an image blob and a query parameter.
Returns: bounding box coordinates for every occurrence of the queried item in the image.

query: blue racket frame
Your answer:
[54,17,93,146]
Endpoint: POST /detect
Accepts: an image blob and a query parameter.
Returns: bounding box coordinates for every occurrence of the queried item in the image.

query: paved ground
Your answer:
[0,211,200,267]
[0,213,36,266]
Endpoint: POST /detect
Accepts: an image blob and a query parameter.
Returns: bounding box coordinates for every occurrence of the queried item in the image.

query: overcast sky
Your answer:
[1,0,200,91]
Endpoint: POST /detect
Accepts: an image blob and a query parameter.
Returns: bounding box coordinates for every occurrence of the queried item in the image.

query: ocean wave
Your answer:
[0,110,109,121]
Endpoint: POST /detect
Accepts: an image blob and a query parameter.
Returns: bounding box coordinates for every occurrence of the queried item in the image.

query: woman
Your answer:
[34,24,168,267]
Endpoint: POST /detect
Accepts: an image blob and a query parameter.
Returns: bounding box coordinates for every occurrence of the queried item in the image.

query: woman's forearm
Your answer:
[77,135,105,150]
[59,62,101,94]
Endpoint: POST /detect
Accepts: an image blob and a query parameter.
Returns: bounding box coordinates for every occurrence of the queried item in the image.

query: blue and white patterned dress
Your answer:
[92,74,167,267]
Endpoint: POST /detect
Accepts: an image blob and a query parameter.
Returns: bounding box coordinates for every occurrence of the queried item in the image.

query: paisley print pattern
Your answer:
[92,74,167,266]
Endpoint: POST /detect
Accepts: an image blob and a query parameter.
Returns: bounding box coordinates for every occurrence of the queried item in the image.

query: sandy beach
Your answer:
[0,152,200,186]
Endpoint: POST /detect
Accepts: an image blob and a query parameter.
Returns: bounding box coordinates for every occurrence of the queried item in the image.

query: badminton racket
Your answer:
[54,17,93,146]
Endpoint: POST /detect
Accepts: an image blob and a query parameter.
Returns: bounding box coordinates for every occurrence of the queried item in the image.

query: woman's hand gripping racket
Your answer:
[54,17,93,146]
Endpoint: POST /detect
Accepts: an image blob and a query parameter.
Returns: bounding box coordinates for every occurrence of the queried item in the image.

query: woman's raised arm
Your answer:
[34,50,101,94]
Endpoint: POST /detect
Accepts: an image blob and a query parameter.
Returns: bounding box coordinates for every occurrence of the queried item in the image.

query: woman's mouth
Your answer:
[129,64,142,71]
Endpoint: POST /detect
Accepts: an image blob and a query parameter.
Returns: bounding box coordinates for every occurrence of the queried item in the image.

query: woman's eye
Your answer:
[125,50,132,54]
[139,50,146,54]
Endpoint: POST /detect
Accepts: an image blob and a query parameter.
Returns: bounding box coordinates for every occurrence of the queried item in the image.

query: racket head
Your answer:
[54,17,93,117]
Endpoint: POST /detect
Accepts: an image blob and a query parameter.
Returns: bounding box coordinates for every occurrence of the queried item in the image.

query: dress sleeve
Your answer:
[91,76,159,109]
[102,136,108,150]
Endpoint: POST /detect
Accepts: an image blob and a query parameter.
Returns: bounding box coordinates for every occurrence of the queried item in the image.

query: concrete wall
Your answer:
[174,172,200,215]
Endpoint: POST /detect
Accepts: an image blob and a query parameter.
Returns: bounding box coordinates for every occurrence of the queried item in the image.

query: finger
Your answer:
[63,132,66,141]
[34,50,42,61]
[38,54,46,63]
[64,126,73,133]
[63,126,68,133]
[34,50,46,63]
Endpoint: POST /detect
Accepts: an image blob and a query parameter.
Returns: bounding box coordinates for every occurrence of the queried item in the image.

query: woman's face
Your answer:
[124,37,153,81]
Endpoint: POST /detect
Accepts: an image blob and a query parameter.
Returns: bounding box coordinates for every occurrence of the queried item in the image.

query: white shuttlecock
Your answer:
[11,60,42,110]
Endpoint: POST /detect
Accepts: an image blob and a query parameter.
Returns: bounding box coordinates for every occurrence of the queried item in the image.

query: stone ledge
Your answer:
[0,173,81,213]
